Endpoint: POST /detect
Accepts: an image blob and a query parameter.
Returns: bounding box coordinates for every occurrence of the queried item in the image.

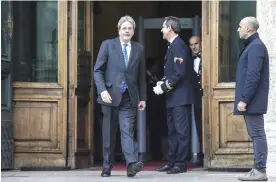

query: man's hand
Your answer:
[237,101,247,112]
[138,101,146,111]
[101,90,112,103]
[153,85,164,95]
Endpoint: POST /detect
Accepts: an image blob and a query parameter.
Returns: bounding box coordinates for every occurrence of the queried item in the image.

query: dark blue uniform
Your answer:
[160,36,195,167]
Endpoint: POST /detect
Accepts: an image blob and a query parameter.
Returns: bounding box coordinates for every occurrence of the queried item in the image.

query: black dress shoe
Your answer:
[127,161,143,177]
[101,168,111,177]
[166,166,187,174]
[155,164,173,172]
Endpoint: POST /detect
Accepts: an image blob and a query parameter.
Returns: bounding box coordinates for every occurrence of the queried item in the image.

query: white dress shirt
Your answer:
[194,57,201,74]
[167,35,178,48]
[120,40,131,60]
[169,35,178,44]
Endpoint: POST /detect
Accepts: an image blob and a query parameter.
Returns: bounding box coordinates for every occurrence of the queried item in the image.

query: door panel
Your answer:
[1,1,14,169]
[76,51,92,151]
[202,1,256,169]
[11,1,68,169]
[68,1,93,168]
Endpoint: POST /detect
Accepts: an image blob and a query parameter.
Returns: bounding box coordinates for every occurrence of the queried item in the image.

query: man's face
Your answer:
[118,21,134,42]
[237,20,249,39]
[161,21,171,40]
[189,37,201,54]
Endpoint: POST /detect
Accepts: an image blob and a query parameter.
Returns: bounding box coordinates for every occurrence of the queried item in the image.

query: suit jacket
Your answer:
[94,37,147,107]
[233,33,269,115]
[160,36,195,108]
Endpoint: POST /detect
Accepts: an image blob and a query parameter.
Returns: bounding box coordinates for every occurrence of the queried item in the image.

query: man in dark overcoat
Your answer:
[234,16,269,181]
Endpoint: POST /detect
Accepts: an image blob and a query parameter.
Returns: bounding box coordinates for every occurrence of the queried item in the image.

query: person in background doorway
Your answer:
[93,15,147,178]
[153,16,195,174]
[234,16,269,181]
[189,35,204,165]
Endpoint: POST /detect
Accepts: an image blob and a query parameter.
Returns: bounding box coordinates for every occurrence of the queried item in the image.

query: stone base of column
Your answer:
[265,116,276,177]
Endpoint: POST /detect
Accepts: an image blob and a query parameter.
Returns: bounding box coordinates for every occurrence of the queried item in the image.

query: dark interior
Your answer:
[93,1,202,164]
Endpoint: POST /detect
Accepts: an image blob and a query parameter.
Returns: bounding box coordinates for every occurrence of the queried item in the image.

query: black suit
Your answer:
[160,36,195,167]
[94,37,147,169]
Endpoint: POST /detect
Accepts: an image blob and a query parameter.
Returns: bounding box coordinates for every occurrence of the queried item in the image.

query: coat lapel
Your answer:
[114,38,126,69]
[164,44,173,64]
[128,41,138,69]
[114,38,137,70]
[164,36,179,64]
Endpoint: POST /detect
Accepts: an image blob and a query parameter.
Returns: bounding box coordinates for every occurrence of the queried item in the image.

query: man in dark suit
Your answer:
[234,17,269,181]
[189,35,203,165]
[153,16,195,174]
[94,15,147,178]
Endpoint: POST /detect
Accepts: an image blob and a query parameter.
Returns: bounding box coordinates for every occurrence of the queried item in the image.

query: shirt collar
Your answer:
[120,39,131,47]
[169,35,178,44]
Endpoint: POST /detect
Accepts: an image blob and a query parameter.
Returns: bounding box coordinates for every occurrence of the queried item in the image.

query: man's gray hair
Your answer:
[164,16,181,34]
[244,16,259,31]
[117,15,136,30]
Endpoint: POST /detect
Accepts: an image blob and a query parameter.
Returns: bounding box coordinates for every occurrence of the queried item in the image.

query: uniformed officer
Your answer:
[153,16,195,174]
[189,35,203,165]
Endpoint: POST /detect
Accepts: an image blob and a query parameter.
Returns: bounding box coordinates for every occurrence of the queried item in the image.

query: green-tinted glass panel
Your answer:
[12,1,58,82]
[78,1,85,51]
[218,1,256,82]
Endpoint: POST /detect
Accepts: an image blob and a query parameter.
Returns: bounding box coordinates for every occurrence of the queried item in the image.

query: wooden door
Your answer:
[202,1,257,169]
[12,1,68,169]
[68,1,94,168]
[1,1,14,170]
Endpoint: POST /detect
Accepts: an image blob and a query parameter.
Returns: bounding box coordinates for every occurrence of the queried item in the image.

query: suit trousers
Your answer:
[244,114,268,173]
[167,105,191,167]
[194,96,203,153]
[101,91,138,169]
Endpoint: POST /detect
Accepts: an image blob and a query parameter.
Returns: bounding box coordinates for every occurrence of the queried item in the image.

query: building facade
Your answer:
[257,0,276,177]
[1,0,275,176]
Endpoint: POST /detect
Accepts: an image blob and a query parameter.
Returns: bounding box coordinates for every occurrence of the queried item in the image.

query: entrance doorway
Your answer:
[92,1,202,166]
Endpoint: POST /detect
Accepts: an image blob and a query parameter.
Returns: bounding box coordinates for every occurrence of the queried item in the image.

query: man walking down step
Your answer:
[94,15,147,178]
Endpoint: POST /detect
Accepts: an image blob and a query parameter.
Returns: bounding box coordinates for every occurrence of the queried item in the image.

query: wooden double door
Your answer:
[5,0,256,170]
[9,1,94,169]
[202,1,256,169]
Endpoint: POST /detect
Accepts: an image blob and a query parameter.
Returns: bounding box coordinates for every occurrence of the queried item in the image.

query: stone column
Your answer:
[257,0,276,177]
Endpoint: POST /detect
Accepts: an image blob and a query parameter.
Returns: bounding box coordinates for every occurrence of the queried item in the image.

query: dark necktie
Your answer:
[122,44,128,92]
[123,44,129,67]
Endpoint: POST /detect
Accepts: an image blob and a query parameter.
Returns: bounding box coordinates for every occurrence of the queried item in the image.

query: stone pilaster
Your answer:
[257,0,276,177]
